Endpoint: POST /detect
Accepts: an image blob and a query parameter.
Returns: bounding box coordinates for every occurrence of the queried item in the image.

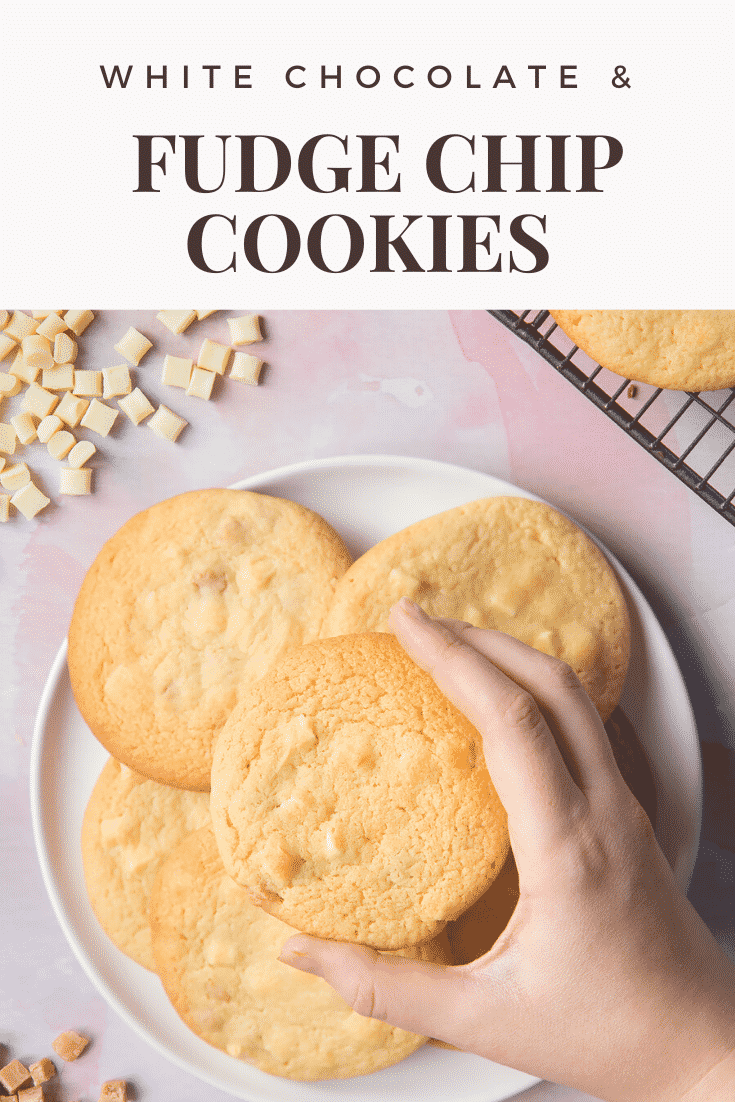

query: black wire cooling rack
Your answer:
[489,310,735,528]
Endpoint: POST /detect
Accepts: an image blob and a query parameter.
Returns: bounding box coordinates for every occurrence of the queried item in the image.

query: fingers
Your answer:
[278,934,480,1045]
[389,599,584,857]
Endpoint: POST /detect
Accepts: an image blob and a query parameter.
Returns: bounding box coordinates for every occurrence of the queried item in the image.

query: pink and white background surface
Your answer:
[2,310,734,1101]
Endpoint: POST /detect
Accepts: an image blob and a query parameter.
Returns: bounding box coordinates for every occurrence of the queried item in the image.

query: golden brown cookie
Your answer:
[210,632,509,950]
[81,757,211,970]
[321,496,629,722]
[150,825,450,1079]
[68,489,352,790]
[549,310,735,391]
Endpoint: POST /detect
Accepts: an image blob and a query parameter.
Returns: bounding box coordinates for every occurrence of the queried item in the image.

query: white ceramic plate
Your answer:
[30,455,701,1102]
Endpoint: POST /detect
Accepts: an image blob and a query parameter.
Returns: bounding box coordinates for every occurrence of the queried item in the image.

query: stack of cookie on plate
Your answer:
[70,488,645,1079]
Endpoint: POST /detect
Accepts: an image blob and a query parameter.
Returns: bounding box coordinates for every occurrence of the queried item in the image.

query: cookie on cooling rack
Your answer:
[68,489,352,790]
[150,825,450,1079]
[321,496,630,722]
[81,757,211,970]
[210,632,509,950]
[549,310,735,391]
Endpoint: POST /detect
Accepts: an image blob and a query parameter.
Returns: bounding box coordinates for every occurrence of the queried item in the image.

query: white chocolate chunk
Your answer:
[37,414,63,443]
[0,310,8,329]
[1,461,31,492]
[197,338,230,375]
[11,480,50,518]
[32,311,64,319]
[227,313,262,345]
[230,352,264,385]
[42,363,75,390]
[10,411,38,445]
[59,467,92,495]
[0,456,5,471]
[0,494,8,522]
[36,312,67,340]
[10,352,39,385]
[55,391,89,427]
[73,370,102,397]
[156,310,196,334]
[80,398,118,437]
[161,354,193,388]
[22,383,59,418]
[195,309,217,320]
[5,311,39,341]
[47,429,75,459]
[0,333,17,362]
[63,310,94,336]
[53,332,77,364]
[114,327,152,365]
[148,404,187,442]
[22,334,54,369]
[186,366,216,399]
[0,423,17,454]
[67,439,96,468]
[0,372,22,397]
[117,387,154,425]
[102,364,132,398]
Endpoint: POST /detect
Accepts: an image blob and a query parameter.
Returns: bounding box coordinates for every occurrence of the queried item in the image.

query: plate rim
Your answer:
[29,453,701,1101]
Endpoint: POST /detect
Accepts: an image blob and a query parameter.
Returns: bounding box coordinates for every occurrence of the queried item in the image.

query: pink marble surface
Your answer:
[2,310,734,1102]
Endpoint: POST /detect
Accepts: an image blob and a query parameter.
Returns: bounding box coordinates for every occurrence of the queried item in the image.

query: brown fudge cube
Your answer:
[51,1030,89,1061]
[0,1059,31,1092]
[29,1058,56,1085]
[99,1081,128,1101]
[18,1087,44,1102]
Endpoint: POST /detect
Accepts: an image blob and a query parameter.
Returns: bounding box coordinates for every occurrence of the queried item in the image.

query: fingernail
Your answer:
[396,597,430,621]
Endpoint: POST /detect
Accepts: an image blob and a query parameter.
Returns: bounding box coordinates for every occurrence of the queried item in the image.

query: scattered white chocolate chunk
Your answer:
[0,494,8,521]
[32,311,62,319]
[102,363,132,398]
[186,365,216,399]
[47,429,76,459]
[80,398,118,437]
[0,333,17,362]
[0,372,22,397]
[10,351,39,385]
[37,414,63,443]
[22,383,59,418]
[22,334,54,369]
[195,309,217,319]
[230,352,264,385]
[10,411,38,445]
[11,481,50,518]
[53,331,77,364]
[161,354,193,388]
[0,455,5,471]
[228,313,262,345]
[5,311,39,341]
[148,404,187,441]
[56,391,89,427]
[73,369,102,397]
[114,327,152,365]
[60,467,92,495]
[197,338,230,374]
[2,462,31,492]
[0,310,8,328]
[117,387,154,425]
[67,439,96,467]
[0,422,17,453]
[157,309,197,334]
[63,310,94,336]
[36,312,67,340]
[42,363,75,390]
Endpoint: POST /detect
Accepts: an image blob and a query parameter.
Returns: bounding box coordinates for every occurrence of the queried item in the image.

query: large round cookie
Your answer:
[211,633,509,950]
[81,757,211,970]
[68,489,352,790]
[150,825,449,1080]
[321,497,629,722]
[550,310,735,391]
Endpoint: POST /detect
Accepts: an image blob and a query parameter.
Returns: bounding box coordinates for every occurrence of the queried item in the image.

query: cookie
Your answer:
[150,825,450,1079]
[549,310,735,391]
[81,757,211,970]
[210,632,509,950]
[321,496,629,722]
[68,489,352,789]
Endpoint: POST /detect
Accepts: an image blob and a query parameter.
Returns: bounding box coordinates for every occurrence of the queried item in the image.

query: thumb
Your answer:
[278,933,480,1044]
